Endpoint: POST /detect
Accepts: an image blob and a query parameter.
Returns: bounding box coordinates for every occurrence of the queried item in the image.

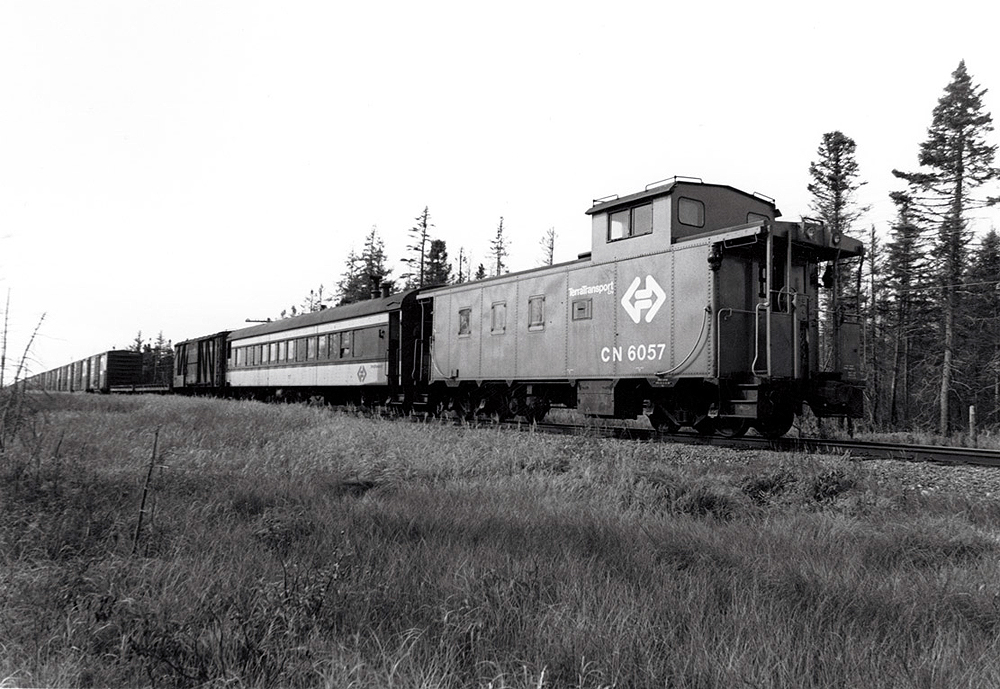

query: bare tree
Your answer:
[490,217,509,276]
[539,227,556,266]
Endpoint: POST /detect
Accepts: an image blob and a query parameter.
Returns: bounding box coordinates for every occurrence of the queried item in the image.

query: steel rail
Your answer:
[491,420,1000,468]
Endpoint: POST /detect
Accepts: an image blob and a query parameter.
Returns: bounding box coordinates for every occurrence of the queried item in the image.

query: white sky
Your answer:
[2,0,999,375]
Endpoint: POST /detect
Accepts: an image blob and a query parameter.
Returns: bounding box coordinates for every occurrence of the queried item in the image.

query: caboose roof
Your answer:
[586,179,779,217]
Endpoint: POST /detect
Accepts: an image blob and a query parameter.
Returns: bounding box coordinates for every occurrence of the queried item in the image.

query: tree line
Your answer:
[282,208,558,317]
[810,60,999,436]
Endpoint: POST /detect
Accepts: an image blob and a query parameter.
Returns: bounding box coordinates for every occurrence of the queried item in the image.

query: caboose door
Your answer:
[765,235,810,380]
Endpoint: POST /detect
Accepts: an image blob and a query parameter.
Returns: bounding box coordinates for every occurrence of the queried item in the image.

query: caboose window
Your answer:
[528,296,545,330]
[609,210,628,240]
[340,331,353,358]
[458,308,471,336]
[632,203,653,236]
[572,299,593,320]
[491,302,507,335]
[678,197,705,227]
[608,203,653,241]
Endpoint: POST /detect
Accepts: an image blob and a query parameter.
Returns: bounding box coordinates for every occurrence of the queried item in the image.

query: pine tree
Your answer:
[474,263,486,281]
[966,230,1000,424]
[130,331,145,353]
[401,207,433,289]
[807,131,868,371]
[151,331,173,387]
[893,60,999,434]
[884,190,935,427]
[490,217,509,276]
[862,224,885,427]
[424,239,452,287]
[336,227,395,305]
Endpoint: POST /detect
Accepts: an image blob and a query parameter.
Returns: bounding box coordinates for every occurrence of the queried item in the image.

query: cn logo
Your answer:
[622,276,666,324]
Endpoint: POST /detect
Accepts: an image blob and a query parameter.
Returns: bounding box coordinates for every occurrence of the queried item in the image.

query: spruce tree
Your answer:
[336,227,395,305]
[893,60,999,434]
[807,131,868,371]
[966,230,1000,424]
[883,190,935,427]
[424,239,452,287]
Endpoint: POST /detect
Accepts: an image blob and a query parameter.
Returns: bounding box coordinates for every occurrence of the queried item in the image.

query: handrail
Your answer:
[645,175,703,191]
[716,307,734,375]
[751,301,770,376]
[655,305,711,377]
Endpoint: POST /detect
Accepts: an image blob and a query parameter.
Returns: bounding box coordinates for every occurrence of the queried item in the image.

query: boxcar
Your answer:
[23,350,143,394]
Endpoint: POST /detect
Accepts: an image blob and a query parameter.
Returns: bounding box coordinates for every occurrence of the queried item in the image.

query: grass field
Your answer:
[2,394,1000,688]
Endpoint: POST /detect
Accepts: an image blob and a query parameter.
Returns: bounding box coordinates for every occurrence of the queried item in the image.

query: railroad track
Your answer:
[493,420,1000,468]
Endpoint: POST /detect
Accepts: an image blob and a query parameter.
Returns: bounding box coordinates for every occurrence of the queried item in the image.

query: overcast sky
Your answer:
[2,0,999,374]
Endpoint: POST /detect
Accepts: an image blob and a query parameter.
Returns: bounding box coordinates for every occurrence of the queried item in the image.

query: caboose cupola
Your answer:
[586,176,780,264]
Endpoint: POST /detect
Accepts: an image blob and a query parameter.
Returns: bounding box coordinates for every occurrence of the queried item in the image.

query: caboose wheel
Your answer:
[754,408,794,438]
[693,416,716,435]
[715,419,751,438]
[647,408,679,433]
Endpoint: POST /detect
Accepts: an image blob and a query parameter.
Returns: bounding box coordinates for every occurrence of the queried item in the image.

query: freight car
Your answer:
[23,350,144,394]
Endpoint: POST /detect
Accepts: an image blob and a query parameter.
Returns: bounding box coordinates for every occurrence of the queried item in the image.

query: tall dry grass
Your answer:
[2,394,1000,688]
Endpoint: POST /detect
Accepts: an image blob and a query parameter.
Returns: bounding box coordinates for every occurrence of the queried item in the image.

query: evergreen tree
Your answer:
[474,263,487,281]
[150,331,173,386]
[129,330,145,353]
[807,131,868,371]
[401,206,433,289]
[966,230,1000,425]
[424,239,452,287]
[883,190,936,428]
[490,217,509,276]
[862,224,885,428]
[336,227,395,305]
[893,60,999,434]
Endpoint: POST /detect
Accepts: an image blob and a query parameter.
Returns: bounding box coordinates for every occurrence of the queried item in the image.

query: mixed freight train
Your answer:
[26,178,865,438]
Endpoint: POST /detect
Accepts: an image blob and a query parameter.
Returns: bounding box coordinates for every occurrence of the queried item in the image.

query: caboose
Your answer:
[425,177,864,437]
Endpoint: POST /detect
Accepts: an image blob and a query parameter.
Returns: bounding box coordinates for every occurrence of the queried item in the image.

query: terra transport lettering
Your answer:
[568,281,614,297]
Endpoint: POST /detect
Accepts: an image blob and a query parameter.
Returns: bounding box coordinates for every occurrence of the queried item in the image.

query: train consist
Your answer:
[27,178,865,437]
